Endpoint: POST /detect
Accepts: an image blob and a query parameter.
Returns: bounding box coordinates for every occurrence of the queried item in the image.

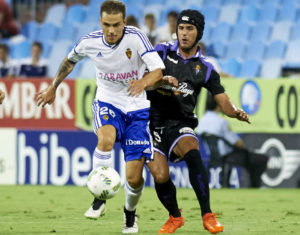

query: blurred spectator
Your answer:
[199,42,230,78]
[157,11,178,42]
[0,43,17,77]
[126,15,139,28]
[0,0,19,38]
[141,13,158,46]
[17,41,48,77]
[197,93,268,188]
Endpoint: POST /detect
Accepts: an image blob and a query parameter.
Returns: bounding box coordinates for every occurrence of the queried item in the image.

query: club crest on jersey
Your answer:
[103,115,109,120]
[195,64,201,74]
[126,48,132,59]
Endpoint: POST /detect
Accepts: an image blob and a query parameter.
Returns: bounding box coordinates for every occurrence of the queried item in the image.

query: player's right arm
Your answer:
[0,89,5,104]
[36,37,86,107]
[36,57,76,107]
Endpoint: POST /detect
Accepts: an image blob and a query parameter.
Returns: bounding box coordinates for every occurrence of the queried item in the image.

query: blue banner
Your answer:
[16,130,241,188]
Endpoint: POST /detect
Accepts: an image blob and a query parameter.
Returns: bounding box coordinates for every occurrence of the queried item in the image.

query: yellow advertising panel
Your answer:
[196,78,300,133]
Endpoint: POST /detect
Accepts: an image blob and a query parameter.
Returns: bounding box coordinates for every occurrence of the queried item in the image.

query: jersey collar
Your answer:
[171,40,202,62]
[102,28,126,49]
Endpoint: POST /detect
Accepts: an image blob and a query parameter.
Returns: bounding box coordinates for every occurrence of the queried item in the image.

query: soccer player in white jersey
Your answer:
[36,1,171,233]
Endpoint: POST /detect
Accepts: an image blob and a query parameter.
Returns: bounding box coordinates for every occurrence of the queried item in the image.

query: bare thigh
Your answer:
[147,152,170,183]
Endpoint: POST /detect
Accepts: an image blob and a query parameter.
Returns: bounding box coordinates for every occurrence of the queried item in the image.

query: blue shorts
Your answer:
[92,100,153,162]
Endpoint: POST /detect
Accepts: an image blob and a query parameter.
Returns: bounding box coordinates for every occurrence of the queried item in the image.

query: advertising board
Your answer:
[0,79,76,130]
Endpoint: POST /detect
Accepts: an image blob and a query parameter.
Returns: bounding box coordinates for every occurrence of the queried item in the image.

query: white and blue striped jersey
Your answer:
[68,26,165,113]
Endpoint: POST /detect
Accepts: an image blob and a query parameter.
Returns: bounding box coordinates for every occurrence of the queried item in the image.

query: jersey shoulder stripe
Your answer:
[125,28,153,52]
[74,30,103,54]
[125,26,153,50]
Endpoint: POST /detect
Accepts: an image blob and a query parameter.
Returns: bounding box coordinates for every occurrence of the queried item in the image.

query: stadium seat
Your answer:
[225,42,245,60]
[265,41,286,59]
[159,5,181,26]
[41,42,52,58]
[76,22,100,40]
[218,4,240,24]
[11,40,31,59]
[238,5,259,23]
[44,4,67,27]
[21,21,39,41]
[202,6,219,24]
[126,5,143,22]
[223,0,244,5]
[142,4,163,24]
[57,23,78,41]
[88,0,105,8]
[285,40,300,65]
[48,40,73,77]
[270,22,291,42]
[257,4,278,23]
[262,0,281,6]
[127,0,146,6]
[37,23,58,43]
[185,0,204,9]
[220,58,240,77]
[290,23,300,40]
[249,23,271,42]
[210,41,227,58]
[203,0,223,7]
[244,41,265,60]
[239,59,260,78]
[165,0,182,7]
[249,0,262,6]
[85,5,100,23]
[230,22,251,42]
[64,4,86,25]
[210,22,231,43]
[79,59,96,78]
[260,58,282,78]
[144,0,165,5]
[278,3,297,22]
[185,4,202,12]
[201,25,211,43]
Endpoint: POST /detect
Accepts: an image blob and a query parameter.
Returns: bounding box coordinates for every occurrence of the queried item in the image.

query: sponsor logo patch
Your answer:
[103,115,109,120]
[195,64,201,74]
[179,127,194,134]
[126,139,150,145]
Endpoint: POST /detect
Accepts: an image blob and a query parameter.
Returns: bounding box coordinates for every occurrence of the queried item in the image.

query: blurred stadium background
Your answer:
[0,0,300,190]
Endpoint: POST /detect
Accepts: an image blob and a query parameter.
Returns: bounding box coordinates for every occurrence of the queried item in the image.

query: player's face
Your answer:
[0,48,7,61]
[101,12,125,45]
[177,23,198,50]
[31,45,42,59]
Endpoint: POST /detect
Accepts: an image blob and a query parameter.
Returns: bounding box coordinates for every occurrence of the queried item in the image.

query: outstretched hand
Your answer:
[235,109,251,124]
[36,85,56,108]
[162,75,179,87]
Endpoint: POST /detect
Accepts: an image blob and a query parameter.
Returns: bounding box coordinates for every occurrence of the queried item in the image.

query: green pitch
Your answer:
[0,186,299,235]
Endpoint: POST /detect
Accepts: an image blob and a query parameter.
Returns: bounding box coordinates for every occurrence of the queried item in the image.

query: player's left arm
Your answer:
[128,31,166,96]
[205,69,250,124]
[215,93,250,123]
[128,68,163,96]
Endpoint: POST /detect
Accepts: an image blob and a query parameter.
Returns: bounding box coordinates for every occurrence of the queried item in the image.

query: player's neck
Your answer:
[179,46,198,60]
